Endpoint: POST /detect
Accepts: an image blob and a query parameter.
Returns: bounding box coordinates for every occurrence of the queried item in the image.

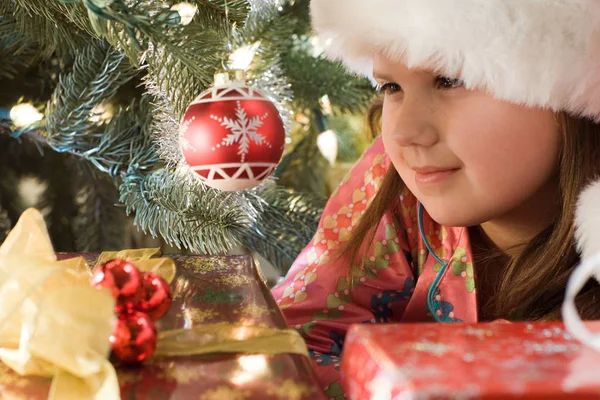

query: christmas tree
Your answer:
[0,0,374,274]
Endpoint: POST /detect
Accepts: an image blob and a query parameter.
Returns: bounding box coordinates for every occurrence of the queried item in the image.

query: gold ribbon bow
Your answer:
[0,209,119,400]
[0,210,177,400]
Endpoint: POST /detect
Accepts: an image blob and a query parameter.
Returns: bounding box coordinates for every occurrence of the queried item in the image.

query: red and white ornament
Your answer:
[179,71,286,191]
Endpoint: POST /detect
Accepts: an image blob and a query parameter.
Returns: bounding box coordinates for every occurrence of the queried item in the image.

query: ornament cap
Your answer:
[214,69,247,86]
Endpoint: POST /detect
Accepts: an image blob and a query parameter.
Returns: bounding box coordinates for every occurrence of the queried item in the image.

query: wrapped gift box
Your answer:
[0,254,324,400]
[342,321,600,399]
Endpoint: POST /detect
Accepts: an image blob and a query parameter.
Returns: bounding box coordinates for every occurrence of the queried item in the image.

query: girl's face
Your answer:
[376,54,561,227]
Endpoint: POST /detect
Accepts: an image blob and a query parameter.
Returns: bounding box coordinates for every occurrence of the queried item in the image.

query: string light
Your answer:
[170,2,197,26]
[229,42,261,70]
[319,94,332,115]
[310,36,332,57]
[10,103,43,128]
[317,129,338,166]
[89,103,115,123]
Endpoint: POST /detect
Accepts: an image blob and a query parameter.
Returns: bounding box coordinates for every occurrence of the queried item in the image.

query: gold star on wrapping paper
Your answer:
[118,367,171,387]
[117,370,144,386]
[199,385,251,400]
[233,304,272,319]
[464,326,493,340]
[171,275,193,301]
[0,209,119,400]
[162,364,206,384]
[400,341,452,357]
[172,291,184,301]
[176,308,219,323]
[180,257,238,275]
[232,318,272,329]
[267,379,315,400]
[214,274,251,287]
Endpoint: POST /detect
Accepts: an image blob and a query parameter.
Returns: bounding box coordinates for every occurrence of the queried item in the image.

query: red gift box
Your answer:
[342,321,600,399]
[0,254,325,400]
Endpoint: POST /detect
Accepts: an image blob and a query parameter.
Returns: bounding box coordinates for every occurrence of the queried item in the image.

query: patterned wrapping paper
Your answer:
[342,321,600,400]
[0,254,325,400]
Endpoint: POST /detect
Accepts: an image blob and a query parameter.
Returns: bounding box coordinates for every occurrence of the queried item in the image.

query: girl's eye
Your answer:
[377,83,402,96]
[435,76,464,90]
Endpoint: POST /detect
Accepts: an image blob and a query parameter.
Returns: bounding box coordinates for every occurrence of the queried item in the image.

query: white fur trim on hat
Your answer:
[311,0,600,120]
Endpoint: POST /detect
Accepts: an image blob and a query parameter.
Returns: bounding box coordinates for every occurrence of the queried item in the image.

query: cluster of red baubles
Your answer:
[90,259,172,363]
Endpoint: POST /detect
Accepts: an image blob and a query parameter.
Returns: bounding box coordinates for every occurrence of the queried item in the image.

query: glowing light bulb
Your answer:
[229,42,261,70]
[310,36,333,57]
[171,2,197,26]
[10,103,43,128]
[319,94,332,115]
[89,103,114,123]
[317,129,338,166]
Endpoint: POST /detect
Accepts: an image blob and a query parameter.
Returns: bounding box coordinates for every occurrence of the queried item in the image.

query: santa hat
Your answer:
[311,0,600,264]
[311,0,600,121]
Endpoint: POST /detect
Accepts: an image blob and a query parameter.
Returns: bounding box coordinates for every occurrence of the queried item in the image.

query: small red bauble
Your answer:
[110,311,157,364]
[91,259,143,313]
[179,71,286,191]
[135,272,173,321]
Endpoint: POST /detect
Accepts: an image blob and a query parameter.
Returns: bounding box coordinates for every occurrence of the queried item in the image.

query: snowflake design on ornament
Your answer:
[211,101,271,162]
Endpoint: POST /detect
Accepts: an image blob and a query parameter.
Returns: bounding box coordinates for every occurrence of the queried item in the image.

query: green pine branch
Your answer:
[233,0,374,116]
[282,47,376,114]
[85,97,158,177]
[3,0,95,57]
[144,39,219,120]
[232,0,293,55]
[118,167,323,273]
[76,0,251,118]
[280,0,312,37]
[45,42,137,152]
[242,183,325,272]
[190,0,250,33]
[278,122,331,196]
[119,168,258,254]
[0,19,38,80]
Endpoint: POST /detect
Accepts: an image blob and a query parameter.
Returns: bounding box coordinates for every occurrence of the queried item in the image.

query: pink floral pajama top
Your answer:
[272,136,482,398]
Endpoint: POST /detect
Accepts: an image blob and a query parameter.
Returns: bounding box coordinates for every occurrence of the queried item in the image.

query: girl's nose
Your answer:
[384,95,440,148]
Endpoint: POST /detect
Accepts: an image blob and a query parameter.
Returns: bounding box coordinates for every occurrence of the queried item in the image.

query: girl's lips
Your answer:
[413,168,460,185]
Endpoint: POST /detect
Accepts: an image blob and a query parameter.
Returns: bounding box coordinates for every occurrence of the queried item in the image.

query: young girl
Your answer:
[272,0,600,394]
